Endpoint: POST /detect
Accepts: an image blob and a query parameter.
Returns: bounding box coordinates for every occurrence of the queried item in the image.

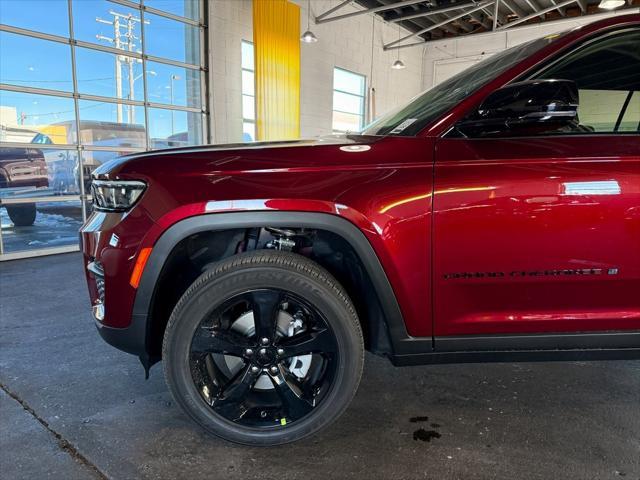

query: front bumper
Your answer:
[94,314,149,357]
[80,207,155,357]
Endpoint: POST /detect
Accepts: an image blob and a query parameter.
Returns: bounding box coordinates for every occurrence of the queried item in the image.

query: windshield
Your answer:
[361,35,563,137]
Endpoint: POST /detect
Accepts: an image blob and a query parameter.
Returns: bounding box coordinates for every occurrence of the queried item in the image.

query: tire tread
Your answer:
[161,250,364,445]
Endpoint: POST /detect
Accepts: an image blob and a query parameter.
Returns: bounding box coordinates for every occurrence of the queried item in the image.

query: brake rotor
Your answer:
[216,309,312,390]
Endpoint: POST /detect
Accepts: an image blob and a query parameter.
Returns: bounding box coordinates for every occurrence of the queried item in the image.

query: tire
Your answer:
[163,250,364,445]
[6,204,37,227]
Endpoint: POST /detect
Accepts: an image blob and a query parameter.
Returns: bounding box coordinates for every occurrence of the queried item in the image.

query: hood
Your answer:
[93,134,381,178]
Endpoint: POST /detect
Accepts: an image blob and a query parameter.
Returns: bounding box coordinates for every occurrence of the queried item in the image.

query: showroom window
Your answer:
[332,67,366,133]
[241,41,256,142]
[0,0,208,260]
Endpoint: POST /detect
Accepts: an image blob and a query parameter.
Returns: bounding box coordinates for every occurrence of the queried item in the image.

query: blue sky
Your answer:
[0,0,201,141]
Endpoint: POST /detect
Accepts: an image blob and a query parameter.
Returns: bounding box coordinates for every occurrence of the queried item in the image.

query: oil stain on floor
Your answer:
[409,416,442,442]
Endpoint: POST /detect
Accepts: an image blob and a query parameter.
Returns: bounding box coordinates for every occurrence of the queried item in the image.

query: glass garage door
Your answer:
[0,0,208,260]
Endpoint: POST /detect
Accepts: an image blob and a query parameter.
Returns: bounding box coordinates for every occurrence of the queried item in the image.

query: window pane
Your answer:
[578,90,631,132]
[334,68,365,96]
[146,61,201,108]
[0,32,73,92]
[148,108,202,148]
[242,70,254,96]
[332,111,362,133]
[76,47,144,101]
[0,147,79,198]
[333,91,363,116]
[81,150,129,193]
[144,0,200,21]
[0,0,69,37]
[242,95,255,121]
[45,149,82,195]
[241,41,254,71]
[77,100,146,148]
[1,199,82,252]
[619,92,639,132]
[145,13,200,65]
[72,1,142,49]
[242,122,255,142]
[0,91,76,143]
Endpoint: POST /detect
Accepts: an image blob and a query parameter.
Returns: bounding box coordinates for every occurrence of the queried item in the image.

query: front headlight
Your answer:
[91,180,146,212]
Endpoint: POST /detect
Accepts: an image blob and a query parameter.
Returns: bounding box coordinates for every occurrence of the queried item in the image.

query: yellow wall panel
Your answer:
[253,0,300,140]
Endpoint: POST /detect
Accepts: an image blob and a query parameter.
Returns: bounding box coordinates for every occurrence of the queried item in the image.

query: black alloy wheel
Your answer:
[163,250,364,445]
[189,289,338,427]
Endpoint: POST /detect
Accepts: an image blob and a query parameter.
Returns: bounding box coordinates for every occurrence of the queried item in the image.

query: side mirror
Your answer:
[456,79,579,137]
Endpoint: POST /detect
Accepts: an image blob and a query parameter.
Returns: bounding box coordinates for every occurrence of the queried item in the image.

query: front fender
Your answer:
[133,211,423,354]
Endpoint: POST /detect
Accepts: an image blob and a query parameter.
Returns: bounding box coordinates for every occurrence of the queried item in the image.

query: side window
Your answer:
[535,28,640,134]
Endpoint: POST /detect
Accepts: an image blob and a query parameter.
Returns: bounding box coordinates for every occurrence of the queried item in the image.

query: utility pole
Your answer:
[169,74,181,135]
[96,11,148,124]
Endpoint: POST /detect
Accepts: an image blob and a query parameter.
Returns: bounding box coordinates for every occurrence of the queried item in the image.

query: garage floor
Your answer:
[1,253,638,480]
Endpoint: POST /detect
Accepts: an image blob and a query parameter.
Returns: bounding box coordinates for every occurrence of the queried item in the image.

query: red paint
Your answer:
[82,136,434,333]
[433,135,640,335]
[80,14,640,340]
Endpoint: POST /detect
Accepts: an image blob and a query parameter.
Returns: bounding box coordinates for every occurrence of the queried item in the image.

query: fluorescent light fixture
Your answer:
[563,180,621,195]
[598,0,625,9]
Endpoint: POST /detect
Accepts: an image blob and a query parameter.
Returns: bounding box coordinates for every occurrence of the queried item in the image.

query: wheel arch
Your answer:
[133,211,420,366]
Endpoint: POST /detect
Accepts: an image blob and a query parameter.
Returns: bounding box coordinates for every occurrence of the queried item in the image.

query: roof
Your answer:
[345,0,640,43]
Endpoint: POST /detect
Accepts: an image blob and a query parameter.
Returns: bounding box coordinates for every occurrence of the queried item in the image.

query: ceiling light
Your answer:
[301,0,318,43]
[301,30,318,43]
[391,25,406,70]
[598,0,625,9]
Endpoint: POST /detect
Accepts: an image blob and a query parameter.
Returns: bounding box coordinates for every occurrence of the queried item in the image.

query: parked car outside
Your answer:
[0,146,48,226]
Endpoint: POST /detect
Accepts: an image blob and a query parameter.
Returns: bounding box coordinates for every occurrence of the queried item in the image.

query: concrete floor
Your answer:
[1,253,638,480]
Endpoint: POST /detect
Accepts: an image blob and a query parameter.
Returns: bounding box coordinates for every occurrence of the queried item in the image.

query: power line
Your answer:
[18,101,120,120]
[2,77,114,83]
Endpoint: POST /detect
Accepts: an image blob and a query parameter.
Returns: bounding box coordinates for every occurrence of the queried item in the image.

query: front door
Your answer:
[432,26,640,337]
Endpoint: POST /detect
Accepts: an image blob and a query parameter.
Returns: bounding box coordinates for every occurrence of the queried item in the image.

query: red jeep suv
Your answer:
[81,15,640,445]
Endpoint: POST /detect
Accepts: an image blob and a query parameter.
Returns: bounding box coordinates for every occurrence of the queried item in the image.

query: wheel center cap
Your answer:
[256,347,276,366]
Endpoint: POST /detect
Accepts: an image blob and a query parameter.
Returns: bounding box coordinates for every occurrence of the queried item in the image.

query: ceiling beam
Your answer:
[380,0,458,38]
[384,1,493,49]
[523,0,547,18]
[386,2,479,22]
[315,0,354,22]
[549,0,568,16]
[496,0,576,29]
[484,1,507,28]
[442,12,474,32]
[467,11,492,29]
[501,0,528,17]
[406,14,459,38]
[430,13,473,33]
[315,0,428,24]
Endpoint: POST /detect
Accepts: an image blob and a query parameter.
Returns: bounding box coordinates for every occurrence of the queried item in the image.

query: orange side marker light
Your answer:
[130,247,152,288]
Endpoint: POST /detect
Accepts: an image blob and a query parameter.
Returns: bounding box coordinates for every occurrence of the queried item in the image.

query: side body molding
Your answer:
[132,211,434,358]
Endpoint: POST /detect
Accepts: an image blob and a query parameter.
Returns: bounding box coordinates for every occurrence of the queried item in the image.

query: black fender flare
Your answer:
[126,211,431,359]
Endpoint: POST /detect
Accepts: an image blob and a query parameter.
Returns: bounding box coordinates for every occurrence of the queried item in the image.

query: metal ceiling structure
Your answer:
[315,0,640,49]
